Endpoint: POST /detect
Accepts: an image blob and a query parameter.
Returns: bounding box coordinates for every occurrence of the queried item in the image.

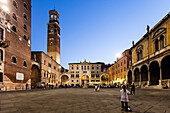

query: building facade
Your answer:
[60,60,110,87]
[127,12,170,88]
[108,49,132,85]
[0,0,31,91]
[31,51,61,88]
[47,10,61,64]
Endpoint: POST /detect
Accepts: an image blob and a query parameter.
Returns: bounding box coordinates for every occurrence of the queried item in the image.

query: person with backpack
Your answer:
[120,85,131,111]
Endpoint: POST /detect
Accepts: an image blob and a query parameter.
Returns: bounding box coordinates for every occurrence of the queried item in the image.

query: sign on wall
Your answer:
[16,72,24,80]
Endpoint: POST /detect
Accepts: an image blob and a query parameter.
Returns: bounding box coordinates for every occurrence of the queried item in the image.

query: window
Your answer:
[96,80,100,82]
[0,50,3,61]
[91,75,95,78]
[0,28,3,40]
[47,73,48,78]
[24,2,28,10]
[13,0,18,9]
[12,13,17,21]
[136,45,143,61]
[121,62,122,66]
[97,67,99,70]
[54,66,56,70]
[83,71,87,73]
[12,56,17,63]
[24,13,27,20]
[87,66,89,70]
[44,73,46,77]
[72,80,74,82]
[48,63,51,68]
[116,71,117,74]
[96,74,99,78]
[0,72,3,82]
[92,66,94,70]
[71,74,74,78]
[12,26,17,32]
[76,74,79,78]
[71,71,74,73]
[77,80,79,82]
[91,80,95,82]
[84,66,86,70]
[97,71,99,73]
[91,71,95,73]
[160,35,164,49]
[23,35,27,41]
[124,67,126,71]
[77,67,79,70]
[23,61,27,67]
[24,24,27,31]
[44,60,46,65]
[81,66,83,70]
[76,71,79,73]
[155,39,159,52]
[72,66,74,70]
[124,60,126,64]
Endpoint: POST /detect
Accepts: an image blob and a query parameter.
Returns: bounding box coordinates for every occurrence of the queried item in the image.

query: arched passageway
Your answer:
[101,74,109,85]
[127,70,132,85]
[141,65,148,81]
[31,65,41,88]
[150,61,160,85]
[81,75,89,86]
[134,68,140,82]
[61,75,69,85]
[161,55,170,79]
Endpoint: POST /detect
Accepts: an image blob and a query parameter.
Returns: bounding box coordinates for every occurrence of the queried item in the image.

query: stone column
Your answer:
[147,70,150,86]
[159,66,162,88]
[139,70,142,86]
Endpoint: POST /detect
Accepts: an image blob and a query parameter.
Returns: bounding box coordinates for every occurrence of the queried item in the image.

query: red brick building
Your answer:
[0,0,31,91]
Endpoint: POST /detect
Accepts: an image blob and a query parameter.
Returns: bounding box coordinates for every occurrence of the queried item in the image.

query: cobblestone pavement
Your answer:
[0,88,170,113]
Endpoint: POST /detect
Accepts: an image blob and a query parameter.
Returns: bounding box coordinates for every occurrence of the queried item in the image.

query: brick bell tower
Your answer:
[47,9,61,64]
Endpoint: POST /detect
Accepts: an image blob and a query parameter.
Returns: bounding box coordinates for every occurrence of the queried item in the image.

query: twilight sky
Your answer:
[31,0,170,69]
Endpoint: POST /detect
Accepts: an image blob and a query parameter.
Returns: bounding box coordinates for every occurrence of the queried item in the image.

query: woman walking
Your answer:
[120,85,131,111]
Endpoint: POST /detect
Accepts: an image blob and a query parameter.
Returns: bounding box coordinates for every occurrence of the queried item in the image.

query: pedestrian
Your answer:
[94,85,97,91]
[131,83,135,95]
[97,85,100,92]
[120,85,131,111]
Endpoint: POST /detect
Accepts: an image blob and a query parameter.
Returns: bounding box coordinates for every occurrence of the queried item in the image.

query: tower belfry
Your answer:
[47,9,61,64]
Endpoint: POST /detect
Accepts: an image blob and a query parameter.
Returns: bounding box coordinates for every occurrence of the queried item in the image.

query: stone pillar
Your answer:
[159,66,162,88]
[147,70,150,86]
[139,70,141,86]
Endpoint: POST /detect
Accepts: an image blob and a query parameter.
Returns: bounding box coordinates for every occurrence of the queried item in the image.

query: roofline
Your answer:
[132,12,170,48]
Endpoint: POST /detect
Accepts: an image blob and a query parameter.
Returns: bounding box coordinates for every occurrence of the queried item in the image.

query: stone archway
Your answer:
[101,74,109,85]
[81,75,89,86]
[127,70,132,85]
[141,65,148,81]
[134,68,140,82]
[161,55,170,79]
[61,75,69,85]
[31,64,41,88]
[150,61,160,85]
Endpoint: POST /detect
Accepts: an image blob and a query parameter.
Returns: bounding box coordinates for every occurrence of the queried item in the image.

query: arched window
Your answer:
[24,3,28,10]
[12,26,17,32]
[139,50,143,60]
[0,50,3,61]
[136,45,143,61]
[23,35,27,41]
[160,35,164,49]
[13,0,18,9]
[23,61,27,67]
[12,56,17,63]
[12,13,17,21]
[155,39,159,52]
[23,24,27,31]
[23,13,27,20]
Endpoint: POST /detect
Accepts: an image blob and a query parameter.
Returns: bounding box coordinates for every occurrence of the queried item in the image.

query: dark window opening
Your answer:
[12,26,17,32]
[12,57,17,63]
[12,13,17,21]
[0,28,3,40]
[23,61,27,67]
